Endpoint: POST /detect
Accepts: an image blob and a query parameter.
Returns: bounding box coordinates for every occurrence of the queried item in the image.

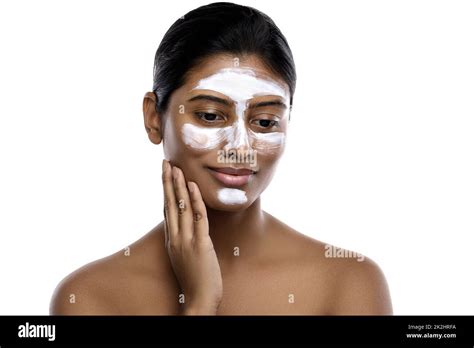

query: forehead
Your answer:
[182,54,290,98]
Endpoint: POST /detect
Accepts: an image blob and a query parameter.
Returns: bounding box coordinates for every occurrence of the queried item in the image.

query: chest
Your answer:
[128,265,331,315]
[217,267,329,315]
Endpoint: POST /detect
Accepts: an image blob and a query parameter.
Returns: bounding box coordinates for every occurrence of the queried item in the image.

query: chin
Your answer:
[203,190,256,212]
[208,203,249,213]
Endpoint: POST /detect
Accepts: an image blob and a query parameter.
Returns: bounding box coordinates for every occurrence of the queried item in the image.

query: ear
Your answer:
[143,91,163,145]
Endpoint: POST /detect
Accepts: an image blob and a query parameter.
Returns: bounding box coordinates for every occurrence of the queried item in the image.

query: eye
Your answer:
[194,112,225,124]
[251,119,279,130]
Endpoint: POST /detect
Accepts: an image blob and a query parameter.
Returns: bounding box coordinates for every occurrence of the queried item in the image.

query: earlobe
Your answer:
[143,91,163,145]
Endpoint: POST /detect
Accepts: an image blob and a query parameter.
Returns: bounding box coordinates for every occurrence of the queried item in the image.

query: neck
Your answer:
[207,197,266,265]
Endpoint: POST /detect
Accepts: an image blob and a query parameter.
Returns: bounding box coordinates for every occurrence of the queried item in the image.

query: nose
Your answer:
[223,117,252,152]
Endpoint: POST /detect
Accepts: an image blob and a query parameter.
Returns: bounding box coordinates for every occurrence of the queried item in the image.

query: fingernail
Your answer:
[187,181,194,193]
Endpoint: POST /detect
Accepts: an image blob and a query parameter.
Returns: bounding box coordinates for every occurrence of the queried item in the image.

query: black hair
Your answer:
[152,2,296,114]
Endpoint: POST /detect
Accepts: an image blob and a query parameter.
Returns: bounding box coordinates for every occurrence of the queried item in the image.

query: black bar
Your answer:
[0,315,473,346]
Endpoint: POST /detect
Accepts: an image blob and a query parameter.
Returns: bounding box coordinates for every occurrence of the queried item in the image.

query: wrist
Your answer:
[182,301,219,315]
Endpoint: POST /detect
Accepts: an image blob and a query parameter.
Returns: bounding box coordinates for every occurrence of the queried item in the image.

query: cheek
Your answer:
[181,123,230,151]
[251,132,286,156]
[251,133,285,187]
[163,117,180,160]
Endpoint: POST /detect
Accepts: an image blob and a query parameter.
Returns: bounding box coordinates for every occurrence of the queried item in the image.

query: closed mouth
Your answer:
[207,166,257,187]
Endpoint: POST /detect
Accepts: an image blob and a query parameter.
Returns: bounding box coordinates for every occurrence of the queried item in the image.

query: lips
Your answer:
[208,166,256,187]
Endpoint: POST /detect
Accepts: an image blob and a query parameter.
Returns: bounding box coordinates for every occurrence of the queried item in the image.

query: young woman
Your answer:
[50,2,392,315]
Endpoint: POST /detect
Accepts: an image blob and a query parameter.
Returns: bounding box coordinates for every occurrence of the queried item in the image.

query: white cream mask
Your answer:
[181,67,289,206]
[181,123,285,151]
[181,67,288,153]
[217,188,247,205]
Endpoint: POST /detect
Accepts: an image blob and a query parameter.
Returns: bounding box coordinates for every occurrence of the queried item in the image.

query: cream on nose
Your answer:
[223,116,251,152]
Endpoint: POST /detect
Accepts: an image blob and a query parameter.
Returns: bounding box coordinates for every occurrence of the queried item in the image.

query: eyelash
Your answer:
[252,119,279,129]
[194,112,225,124]
[194,112,279,129]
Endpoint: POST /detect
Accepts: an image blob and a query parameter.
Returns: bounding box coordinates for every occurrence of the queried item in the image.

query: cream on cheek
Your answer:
[181,123,232,150]
[249,131,286,154]
[180,120,286,153]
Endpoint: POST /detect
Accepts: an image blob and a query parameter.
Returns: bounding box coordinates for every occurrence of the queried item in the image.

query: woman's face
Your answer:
[153,54,290,211]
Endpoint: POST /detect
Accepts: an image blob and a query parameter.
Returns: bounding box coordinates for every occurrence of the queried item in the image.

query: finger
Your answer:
[172,166,194,240]
[162,159,178,245]
[163,205,168,248]
[162,160,171,247]
[187,181,209,240]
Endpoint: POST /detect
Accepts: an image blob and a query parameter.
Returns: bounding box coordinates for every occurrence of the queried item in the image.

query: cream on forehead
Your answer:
[192,67,288,114]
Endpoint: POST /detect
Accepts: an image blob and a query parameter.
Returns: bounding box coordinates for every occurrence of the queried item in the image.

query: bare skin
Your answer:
[50,54,393,315]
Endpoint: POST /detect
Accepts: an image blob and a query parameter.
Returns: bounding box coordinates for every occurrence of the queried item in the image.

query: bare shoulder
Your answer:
[264,212,393,315]
[323,251,393,314]
[50,224,175,315]
[49,253,121,315]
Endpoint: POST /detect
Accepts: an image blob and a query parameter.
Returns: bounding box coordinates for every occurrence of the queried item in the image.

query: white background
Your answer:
[0,0,473,315]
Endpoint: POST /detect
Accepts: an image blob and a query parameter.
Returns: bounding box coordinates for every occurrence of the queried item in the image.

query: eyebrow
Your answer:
[187,94,287,109]
[248,100,287,110]
[187,94,232,107]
